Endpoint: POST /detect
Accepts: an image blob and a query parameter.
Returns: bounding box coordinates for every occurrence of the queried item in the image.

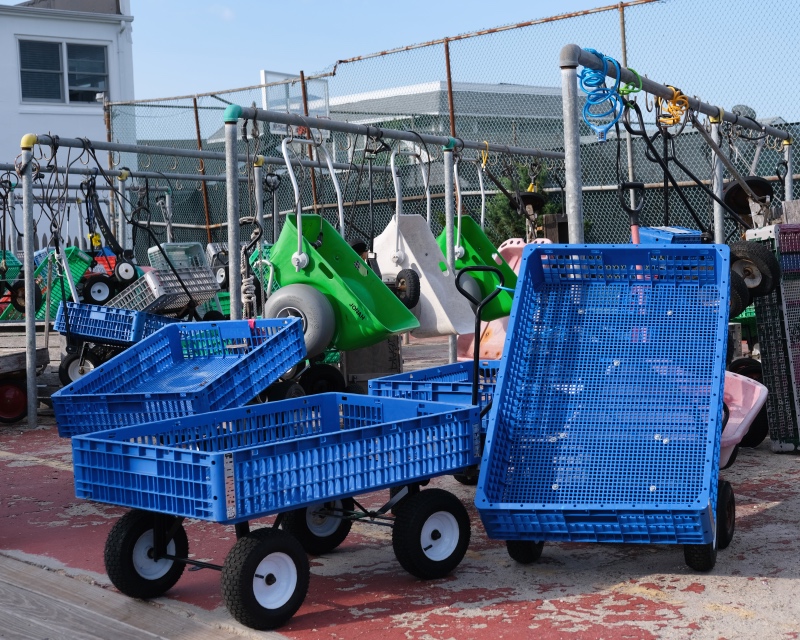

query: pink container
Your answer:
[458,238,551,361]
[721,371,768,467]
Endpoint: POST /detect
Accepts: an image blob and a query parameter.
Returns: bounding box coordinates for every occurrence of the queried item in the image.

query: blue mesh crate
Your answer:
[52,318,306,437]
[475,244,729,546]
[71,393,480,523]
[54,302,179,345]
[637,226,704,244]
[369,360,499,433]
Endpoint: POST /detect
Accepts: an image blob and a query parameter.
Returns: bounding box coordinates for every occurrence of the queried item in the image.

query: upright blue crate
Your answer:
[369,360,499,432]
[637,226,703,244]
[52,318,306,437]
[71,393,480,524]
[54,302,179,345]
[475,244,729,546]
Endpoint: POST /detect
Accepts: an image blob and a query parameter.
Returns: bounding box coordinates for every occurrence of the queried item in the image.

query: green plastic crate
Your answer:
[0,247,92,321]
[0,251,21,285]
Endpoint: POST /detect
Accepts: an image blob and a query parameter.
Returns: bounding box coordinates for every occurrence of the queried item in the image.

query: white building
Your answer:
[0,0,134,249]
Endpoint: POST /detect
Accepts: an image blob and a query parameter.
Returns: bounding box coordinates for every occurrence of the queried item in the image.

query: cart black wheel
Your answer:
[506,540,545,565]
[221,528,310,631]
[717,480,736,550]
[216,266,229,289]
[258,380,305,403]
[104,510,188,599]
[202,310,226,321]
[58,351,100,386]
[114,259,138,284]
[730,241,780,298]
[83,274,115,305]
[281,497,355,555]
[395,268,421,309]
[453,464,480,486]
[722,402,730,428]
[298,363,346,395]
[263,284,335,358]
[0,380,27,424]
[683,540,717,572]
[392,488,471,579]
[9,279,43,313]
[727,358,769,447]
[458,273,483,312]
[344,382,368,395]
[728,270,750,320]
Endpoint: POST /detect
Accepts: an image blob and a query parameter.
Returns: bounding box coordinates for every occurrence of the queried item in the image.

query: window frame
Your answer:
[18,37,109,106]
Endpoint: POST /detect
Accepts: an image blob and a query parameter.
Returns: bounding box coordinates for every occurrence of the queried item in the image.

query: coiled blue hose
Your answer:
[579,48,623,142]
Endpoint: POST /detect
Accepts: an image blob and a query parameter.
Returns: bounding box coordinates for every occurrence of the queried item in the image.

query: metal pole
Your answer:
[560,63,584,243]
[272,188,279,244]
[560,45,792,141]
[117,172,129,252]
[224,119,242,320]
[20,136,37,428]
[619,3,636,208]
[711,122,726,243]
[299,71,320,213]
[254,160,265,235]
[443,148,457,363]
[164,190,174,242]
[193,97,214,244]
[785,141,794,201]
[236,109,563,160]
[444,39,457,137]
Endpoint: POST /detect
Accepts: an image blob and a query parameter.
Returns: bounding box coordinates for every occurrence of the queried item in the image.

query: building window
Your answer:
[19,40,107,104]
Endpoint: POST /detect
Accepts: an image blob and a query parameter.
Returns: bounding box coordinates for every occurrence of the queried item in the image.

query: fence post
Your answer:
[224,107,243,320]
[711,121,726,243]
[443,144,457,363]
[618,2,637,210]
[785,140,794,201]
[444,39,457,137]
[560,58,584,243]
[299,71,320,213]
[20,134,37,428]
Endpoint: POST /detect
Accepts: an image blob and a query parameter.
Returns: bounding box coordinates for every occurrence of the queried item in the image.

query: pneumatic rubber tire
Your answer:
[395,268,421,309]
[730,241,780,298]
[58,351,100,386]
[391,488,471,579]
[83,274,116,305]
[9,279,43,314]
[717,480,736,551]
[281,497,355,555]
[258,380,305,403]
[104,510,188,599]
[263,284,335,358]
[114,259,138,285]
[506,540,545,565]
[728,270,750,320]
[298,363,346,395]
[221,528,310,631]
[0,380,27,424]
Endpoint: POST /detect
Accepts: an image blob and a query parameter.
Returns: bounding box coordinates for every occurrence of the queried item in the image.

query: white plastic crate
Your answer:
[148,242,208,271]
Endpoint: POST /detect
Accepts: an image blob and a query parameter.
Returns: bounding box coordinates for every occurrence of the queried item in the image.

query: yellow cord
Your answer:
[656,86,690,127]
[480,141,489,169]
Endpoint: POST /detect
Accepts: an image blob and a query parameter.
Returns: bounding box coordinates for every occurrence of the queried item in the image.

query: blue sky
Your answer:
[127,0,604,99]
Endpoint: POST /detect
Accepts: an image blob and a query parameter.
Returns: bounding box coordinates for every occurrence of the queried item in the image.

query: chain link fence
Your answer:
[106,0,800,260]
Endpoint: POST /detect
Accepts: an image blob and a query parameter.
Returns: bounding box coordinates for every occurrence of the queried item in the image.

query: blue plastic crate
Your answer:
[780,252,800,274]
[54,302,179,345]
[52,318,306,437]
[637,226,704,244]
[369,360,499,432]
[475,244,729,545]
[71,393,480,524]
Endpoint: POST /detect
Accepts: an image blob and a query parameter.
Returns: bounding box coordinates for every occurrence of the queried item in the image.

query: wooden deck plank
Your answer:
[0,554,255,640]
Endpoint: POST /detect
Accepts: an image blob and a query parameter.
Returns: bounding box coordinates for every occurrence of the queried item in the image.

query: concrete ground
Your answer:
[2,333,800,639]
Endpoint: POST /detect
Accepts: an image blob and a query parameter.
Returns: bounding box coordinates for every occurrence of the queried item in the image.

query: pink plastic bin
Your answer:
[721,371,768,467]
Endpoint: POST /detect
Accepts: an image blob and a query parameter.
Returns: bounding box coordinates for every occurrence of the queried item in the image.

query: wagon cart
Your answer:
[72,393,480,630]
[475,243,733,571]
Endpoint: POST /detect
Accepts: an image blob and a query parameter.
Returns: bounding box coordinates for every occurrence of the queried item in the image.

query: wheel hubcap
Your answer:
[132,530,176,580]
[252,552,297,609]
[276,306,307,332]
[306,501,342,537]
[68,359,94,381]
[420,511,459,561]
[90,282,110,300]
[117,263,136,281]
[733,260,762,288]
